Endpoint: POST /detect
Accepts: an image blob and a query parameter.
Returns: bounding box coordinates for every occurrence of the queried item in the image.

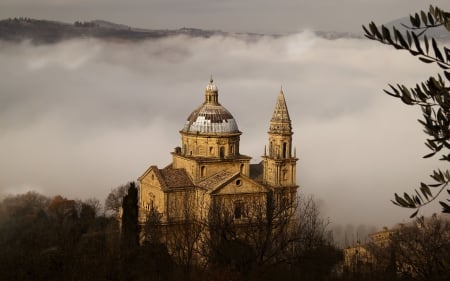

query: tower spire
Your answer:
[263,88,297,188]
[269,88,292,135]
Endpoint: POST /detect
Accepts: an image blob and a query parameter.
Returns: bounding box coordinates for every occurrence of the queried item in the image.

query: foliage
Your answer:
[0,192,120,281]
[120,182,139,248]
[119,181,140,281]
[0,188,341,281]
[363,5,450,216]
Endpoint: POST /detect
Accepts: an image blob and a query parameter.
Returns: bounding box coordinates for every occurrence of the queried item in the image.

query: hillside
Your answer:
[3,16,448,45]
[0,18,227,43]
[0,17,365,44]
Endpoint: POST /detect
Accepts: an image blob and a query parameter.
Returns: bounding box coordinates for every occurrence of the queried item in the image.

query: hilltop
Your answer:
[0,18,229,44]
[1,16,449,45]
[0,17,363,44]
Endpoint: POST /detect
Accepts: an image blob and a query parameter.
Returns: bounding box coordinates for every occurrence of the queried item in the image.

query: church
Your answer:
[137,78,298,228]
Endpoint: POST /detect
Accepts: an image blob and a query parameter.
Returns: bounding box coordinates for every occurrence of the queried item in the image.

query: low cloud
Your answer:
[0,33,443,227]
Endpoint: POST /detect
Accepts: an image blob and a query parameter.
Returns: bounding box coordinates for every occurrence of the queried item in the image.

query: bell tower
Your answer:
[263,88,298,194]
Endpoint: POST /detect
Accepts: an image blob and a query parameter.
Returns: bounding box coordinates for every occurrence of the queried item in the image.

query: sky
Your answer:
[1,1,450,231]
[0,0,449,33]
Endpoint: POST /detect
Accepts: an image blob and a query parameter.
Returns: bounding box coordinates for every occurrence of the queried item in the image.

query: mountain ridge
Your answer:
[0,17,230,44]
[0,17,362,44]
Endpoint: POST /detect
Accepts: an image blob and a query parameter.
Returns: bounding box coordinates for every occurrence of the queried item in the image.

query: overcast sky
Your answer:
[1,1,450,231]
[1,0,450,33]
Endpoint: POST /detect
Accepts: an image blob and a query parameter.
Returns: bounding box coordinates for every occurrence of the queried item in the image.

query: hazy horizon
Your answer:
[1,1,450,34]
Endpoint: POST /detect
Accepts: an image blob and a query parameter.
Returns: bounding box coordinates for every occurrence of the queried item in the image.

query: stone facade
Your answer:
[138,79,298,232]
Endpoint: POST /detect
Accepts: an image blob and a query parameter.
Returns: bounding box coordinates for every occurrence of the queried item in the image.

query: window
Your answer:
[235,179,242,186]
[201,166,206,177]
[146,192,155,210]
[220,147,225,158]
[283,142,287,158]
[234,201,244,219]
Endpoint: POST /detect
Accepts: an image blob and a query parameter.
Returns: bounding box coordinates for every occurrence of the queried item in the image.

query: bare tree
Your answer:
[293,195,331,257]
[163,190,206,280]
[390,214,450,280]
[105,184,129,216]
[203,192,338,280]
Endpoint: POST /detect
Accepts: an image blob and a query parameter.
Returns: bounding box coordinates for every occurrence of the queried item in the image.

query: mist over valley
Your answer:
[1,18,445,232]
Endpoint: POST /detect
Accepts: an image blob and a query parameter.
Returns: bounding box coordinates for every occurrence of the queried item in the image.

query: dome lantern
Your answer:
[182,78,240,134]
[205,77,219,104]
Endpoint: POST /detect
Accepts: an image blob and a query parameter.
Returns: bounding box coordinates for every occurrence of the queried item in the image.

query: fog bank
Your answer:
[0,32,443,227]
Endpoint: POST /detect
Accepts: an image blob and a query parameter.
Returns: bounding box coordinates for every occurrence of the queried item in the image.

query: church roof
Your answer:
[197,170,236,191]
[269,88,292,135]
[182,79,240,135]
[160,167,194,189]
[138,165,195,190]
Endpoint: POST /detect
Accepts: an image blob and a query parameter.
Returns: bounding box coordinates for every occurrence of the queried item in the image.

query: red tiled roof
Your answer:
[160,168,194,189]
[197,170,235,191]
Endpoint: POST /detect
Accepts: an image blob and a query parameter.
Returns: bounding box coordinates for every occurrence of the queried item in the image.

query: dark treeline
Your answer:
[2,185,449,281]
[0,183,345,281]
[0,191,119,281]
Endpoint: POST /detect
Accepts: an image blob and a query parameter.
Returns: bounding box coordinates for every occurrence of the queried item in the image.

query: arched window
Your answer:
[201,166,206,177]
[220,147,225,158]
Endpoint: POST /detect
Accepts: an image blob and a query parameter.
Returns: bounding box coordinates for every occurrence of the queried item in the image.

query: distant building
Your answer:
[343,227,393,273]
[137,78,298,245]
[368,226,393,248]
[343,242,374,272]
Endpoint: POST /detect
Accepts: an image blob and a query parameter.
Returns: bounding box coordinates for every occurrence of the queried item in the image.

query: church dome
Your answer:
[182,79,239,134]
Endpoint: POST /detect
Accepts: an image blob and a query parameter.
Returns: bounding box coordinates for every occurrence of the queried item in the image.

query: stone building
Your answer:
[137,78,298,231]
[343,227,395,274]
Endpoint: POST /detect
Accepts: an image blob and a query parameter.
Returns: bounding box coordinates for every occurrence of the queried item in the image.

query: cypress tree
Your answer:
[120,182,139,280]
